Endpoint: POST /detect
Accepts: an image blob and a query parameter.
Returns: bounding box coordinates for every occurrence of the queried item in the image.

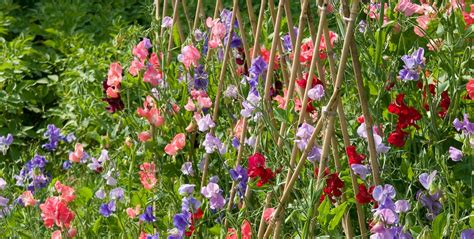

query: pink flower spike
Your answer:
[126,205,141,219]
[107,62,123,87]
[184,98,196,111]
[129,59,144,76]
[55,181,76,203]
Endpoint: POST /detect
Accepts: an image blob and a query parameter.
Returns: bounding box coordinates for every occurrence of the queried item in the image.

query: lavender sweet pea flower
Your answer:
[95,189,106,199]
[448,146,463,161]
[374,208,399,225]
[202,133,226,154]
[142,38,152,49]
[282,34,292,52]
[198,114,215,132]
[351,164,371,180]
[419,170,437,190]
[209,194,225,210]
[358,20,367,33]
[417,190,442,220]
[372,184,396,203]
[394,200,410,213]
[399,48,425,81]
[42,124,62,151]
[0,134,13,155]
[182,196,201,212]
[144,233,159,239]
[0,196,8,207]
[201,182,225,210]
[295,123,315,150]
[307,146,322,163]
[248,56,267,90]
[62,161,72,170]
[194,29,204,41]
[453,114,474,134]
[224,85,238,99]
[178,184,195,195]
[181,162,194,176]
[162,16,173,28]
[99,201,116,217]
[103,170,118,186]
[140,205,156,223]
[308,85,325,100]
[209,176,219,184]
[0,178,6,190]
[109,187,125,201]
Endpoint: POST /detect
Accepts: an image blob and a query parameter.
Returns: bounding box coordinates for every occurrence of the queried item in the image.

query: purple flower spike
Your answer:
[0,133,13,155]
[139,205,156,223]
[173,212,190,231]
[99,200,116,217]
[372,184,396,203]
[461,229,474,239]
[181,162,194,176]
[419,170,437,190]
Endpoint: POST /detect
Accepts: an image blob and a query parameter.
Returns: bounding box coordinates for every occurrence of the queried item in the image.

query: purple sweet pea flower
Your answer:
[181,196,201,212]
[209,176,219,184]
[229,165,248,198]
[308,85,325,100]
[0,178,6,190]
[178,184,195,195]
[144,233,159,239]
[295,123,315,150]
[181,162,194,176]
[0,196,9,207]
[394,200,411,213]
[62,161,72,170]
[202,133,226,154]
[194,29,204,41]
[42,124,63,151]
[95,189,106,200]
[453,114,474,134]
[448,146,463,161]
[307,146,322,163]
[417,190,442,220]
[198,114,215,132]
[201,182,225,210]
[351,164,371,180]
[173,212,190,231]
[231,136,240,148]
[399,48,425,81]
[193,65,209,91]
[358,20,367,33]
[162,16,173,28]
[461,229,474,239]
[374,208,398,225]
[245,136,256,148]
[248,56,267,91]
[372,184,396,203]
[140,205,156,223]
[99,200,116,217]
[0,134,13,155]
[109,187,125,201]
[419,170,437,190]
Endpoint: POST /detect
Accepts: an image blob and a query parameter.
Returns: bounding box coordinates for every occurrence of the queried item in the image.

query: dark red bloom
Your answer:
[438,91,450,118]
[320,172,345,203]
[248,153,275,187]
[296,72,324,90]
[186,208,203,237]
[346,146,366,165]
[387,129,408,148]
[356,184,374,204]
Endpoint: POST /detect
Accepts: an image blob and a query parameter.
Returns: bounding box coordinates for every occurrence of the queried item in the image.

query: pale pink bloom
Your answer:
[414,15,431,37]
[107,62,123,87]
[129,59,144,76]
[416,4,436,15]
[138,131,152,142]
[184,98,196,111]
[51,230,62,239]
[69,143,84,163]
[125,137,133,148]
[395,0,421,17]
[164,133,186,156]
[55,181,76,203]
[126,205,141,219]
[211,22,226,39]
[143,65,162,87]
[106,86,120,98]
[263,208,275,223]
[273,89,288,109]
[178,45,201,69]
[206,17,218,28]
[190,89,208,99]
[193,112,202,121]
[19,191,36,207]
[136,96,155,118]
[197,96,212,109]
[132,41,149,62]
[185,121,196,132]
[68,228,77,238]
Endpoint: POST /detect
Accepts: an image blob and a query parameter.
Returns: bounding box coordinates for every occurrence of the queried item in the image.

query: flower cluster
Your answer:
[169,184,203,238]
[247,153,275,187]
[387,94,422,147]
[137,96,165,127]
[295,123,322,163]
[42,124,75,152]
[15,154,50,192]
[39,181,76,236]
[103,62,125,113]
[229,165,248,199]
[416,171,442,220]
[139,162,157,190]
[201,181,225,210]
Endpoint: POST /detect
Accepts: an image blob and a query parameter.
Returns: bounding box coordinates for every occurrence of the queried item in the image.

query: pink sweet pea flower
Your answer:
[143,65,163,87]
[138,131,152,142]
[19,190,36,207]
[178,45,201,69]
[51,230,62,239]
[107,62,123,87]
[241,220,252,239]
[263,208,275,223]
[395,0,421,17]
[164,133,186,156]
[414,15,431,37]
[129,59,144,76]
[55,181,76,203]
[147,108,165,127]
[132,40,149,62]
[126,205,141,219]
[196,96,212,109]
[149,52,162,68]
[464,4,474,27]
[139,162,157,190]
[106,86,120,98]
[40,197,75,229]
[69,143,84,163]
[184,98,196,111]
[233,119,244,139]
[273,89,288,109]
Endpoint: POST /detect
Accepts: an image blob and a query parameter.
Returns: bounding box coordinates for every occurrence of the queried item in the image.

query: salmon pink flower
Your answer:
[143,65,163,87]
[19,190,36,207]
[126,205,141,219]
[414,15,431,37]
[164,133,186,156]
[69,143,84,163]
[132,39,150,62]
[51,230,62,239]
[40,197,75,229]
[138,131,152,142]
[129,59,144,76]
[106,86,120,98]
[263,208,275,223]
[467,79,474,100]
[178,45,201,69]
[55,181,76,203]
[107,62,122,87]
[184,98,196,111]
[196,96,212,109]
[139,162,157,190]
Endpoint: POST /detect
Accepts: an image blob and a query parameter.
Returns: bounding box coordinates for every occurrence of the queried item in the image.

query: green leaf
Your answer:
[329,202,348,231]
[431,212,447,239]
[317,197,331,227]
[209,224,221,235]
[76,186,93,204]
[92,217,102,234]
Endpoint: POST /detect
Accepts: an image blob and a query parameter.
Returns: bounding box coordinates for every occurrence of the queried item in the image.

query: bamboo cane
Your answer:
[246,0,257,36]
[160,0,168,38]
[166,0,180,65]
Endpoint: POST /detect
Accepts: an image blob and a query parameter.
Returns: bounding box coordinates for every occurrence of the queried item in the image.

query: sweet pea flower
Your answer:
[419,170,437,190]
[99,201,116,217]
[139,205,156,223]
[184,98,196,111]
[196,96,212,109]
[202,133,226,154]
[395,0,421,16]
[164,133,186,156]
[0,134,13,155]
[107,62,123,87]
[143,65,163,87]
[132,39,150,62]
[69,143,85,163]
[138,131,152,142]
[197,114,215,132]
[126,205,141,219]
[19,191,36,207]
[40,197,75,228]
[307,84,325,100]
[129,59,144,76]
[178,184,195,195]
[139,162,157,190]
[201,182,225,210]
[448,146,463,161]
[178,45,201,69]
[162,16,173,28]
[55,181,76,203]
[181,162,194,176]
[263,208,275,223]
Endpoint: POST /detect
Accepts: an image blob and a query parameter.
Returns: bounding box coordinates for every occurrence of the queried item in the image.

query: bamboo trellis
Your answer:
[155,0,383,237]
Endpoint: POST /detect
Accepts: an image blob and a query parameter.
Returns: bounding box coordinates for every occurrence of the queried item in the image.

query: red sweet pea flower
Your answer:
[320,172,345,203]
[248,153,275,187]
[388,129,408,148]
[356,184,374,204]
[387,93,422,147]
[466,79,474,100]
[296,72,324,90]
[346,145,366,165]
